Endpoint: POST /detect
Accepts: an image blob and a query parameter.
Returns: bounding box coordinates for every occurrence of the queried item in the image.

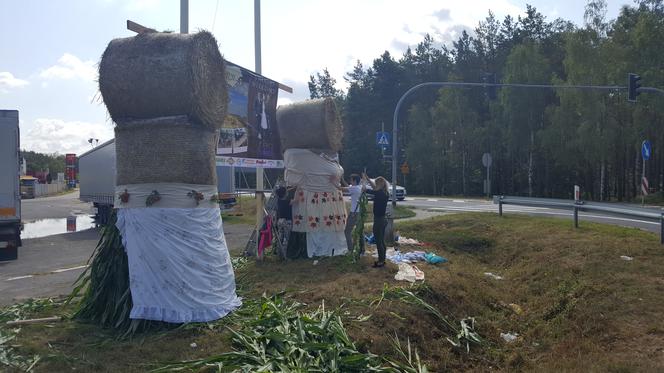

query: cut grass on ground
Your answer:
[3,213,664,372]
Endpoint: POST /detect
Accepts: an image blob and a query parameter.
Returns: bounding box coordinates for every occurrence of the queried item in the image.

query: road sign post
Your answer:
[400,162,409,186]
[574,185,580,201]
[642,140,651,205]
[482,153,492,199]
[573,185,581,228]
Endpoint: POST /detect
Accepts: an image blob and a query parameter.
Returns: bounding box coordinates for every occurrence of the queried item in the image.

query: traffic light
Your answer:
[628,73,641,102]
[483,73,497,100]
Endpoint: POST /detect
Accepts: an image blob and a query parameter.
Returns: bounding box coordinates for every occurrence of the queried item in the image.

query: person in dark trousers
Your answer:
[275,186,295,259]
[341,174,364,254]
[363,173,389,268]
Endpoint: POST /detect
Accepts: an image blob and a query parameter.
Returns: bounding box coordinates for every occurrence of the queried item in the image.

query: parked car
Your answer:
[342,180,407,201]
[366,184,407,201]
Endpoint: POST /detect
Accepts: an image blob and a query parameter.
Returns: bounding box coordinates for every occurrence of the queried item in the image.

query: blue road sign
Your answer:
[376,131,390,147]
[642,140,652,161]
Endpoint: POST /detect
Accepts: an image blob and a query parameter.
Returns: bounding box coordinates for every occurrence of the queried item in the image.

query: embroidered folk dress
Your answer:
[284,149,348,257]
[291,189,346,232]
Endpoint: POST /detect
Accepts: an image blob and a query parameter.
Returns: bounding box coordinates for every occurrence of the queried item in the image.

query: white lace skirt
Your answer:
[116,207,242,323]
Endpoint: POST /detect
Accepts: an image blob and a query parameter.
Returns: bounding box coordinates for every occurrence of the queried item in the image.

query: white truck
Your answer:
[0,110,21,261]
[79,139,116,225]
[79,139,237,224]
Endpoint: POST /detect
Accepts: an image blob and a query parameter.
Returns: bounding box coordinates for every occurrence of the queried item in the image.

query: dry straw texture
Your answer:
[277,97,343,152]
[114,116,218,185]
[99,31,228,131]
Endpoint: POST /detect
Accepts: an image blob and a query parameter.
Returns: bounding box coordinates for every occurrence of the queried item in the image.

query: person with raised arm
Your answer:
[362,172,389,268]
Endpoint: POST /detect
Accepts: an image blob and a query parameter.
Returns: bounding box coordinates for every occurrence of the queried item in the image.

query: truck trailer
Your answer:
[78,139,116,224]
[0,110,21,261]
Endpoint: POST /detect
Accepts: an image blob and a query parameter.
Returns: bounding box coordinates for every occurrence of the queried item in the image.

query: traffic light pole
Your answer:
[639,87,664,95]
[391,80,664,207]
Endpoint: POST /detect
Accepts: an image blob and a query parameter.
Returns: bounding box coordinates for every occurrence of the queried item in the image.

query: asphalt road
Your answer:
[399,197,660,233]
[21,190,94,220]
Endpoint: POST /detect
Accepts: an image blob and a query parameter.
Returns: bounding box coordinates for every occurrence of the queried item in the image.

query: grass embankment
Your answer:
[3,213,663,371]
[642,191,664,205]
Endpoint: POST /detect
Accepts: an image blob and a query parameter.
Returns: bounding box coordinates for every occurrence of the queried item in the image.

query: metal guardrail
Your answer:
[493,195,664,244]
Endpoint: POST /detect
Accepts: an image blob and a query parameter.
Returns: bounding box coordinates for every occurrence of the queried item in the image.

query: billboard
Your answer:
[65,153,77,187]
[217,62,281,167]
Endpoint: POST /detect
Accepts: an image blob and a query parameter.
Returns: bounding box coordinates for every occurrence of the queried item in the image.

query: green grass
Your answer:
[3,213,664,372]
[220,196,257,225]
[641,191,664,205]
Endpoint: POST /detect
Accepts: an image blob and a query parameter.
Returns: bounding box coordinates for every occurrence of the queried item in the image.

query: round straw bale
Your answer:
[99,31,227,131]
[276,98,343,152]
[114,116,218,185]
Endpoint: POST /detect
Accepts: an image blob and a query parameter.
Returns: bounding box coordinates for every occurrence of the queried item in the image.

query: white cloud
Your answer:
[21,118,114,154]
[40,53,97,82]
[277,97,293,107]
[0,72,29,93]
[259,0,524,99]
[95,0,162,11]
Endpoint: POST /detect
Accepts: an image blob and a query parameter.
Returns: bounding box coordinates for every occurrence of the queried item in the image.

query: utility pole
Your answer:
[180,0,188,34]
[254,0,265,258]
[254,0,262,75]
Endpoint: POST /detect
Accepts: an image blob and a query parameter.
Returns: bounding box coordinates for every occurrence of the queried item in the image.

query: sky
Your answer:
[0,0,632,155]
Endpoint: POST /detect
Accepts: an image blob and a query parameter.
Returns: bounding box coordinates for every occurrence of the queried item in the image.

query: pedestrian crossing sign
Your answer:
[376,131,390,147]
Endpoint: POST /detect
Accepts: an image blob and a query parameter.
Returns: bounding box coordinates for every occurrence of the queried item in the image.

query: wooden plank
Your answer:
[127,20,157,34]
[278,83,293,94]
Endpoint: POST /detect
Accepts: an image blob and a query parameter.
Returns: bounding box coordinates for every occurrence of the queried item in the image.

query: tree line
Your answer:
[308,0,664,201]
[21,150,65,176]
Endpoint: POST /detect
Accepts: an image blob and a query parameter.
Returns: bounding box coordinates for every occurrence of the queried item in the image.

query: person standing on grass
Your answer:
[363,172,389,268]
[341,174,364,254]
[275,186,295,259]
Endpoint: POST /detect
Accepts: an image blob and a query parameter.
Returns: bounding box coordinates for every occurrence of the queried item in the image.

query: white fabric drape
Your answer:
[284,149,344,192]
[116,207,241,323]
[306,231,348,257]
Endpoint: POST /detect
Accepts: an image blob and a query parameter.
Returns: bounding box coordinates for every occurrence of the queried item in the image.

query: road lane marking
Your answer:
[51,265,88,273]
[426,199,438,202]
[4,264,89,282]
[5,275,34,281]
[427,207,659,225]
[429,206,545,212]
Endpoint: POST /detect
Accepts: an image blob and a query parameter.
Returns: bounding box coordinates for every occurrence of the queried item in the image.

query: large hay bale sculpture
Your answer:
[99,31,227,131]
[113,116,218,185]
[96,31,241,324]
[277,98,343,152]
[278,99,348,257]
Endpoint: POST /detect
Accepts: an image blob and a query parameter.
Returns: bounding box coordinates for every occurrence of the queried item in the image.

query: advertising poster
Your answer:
[65,153,77,187]
[217,62,281,166]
